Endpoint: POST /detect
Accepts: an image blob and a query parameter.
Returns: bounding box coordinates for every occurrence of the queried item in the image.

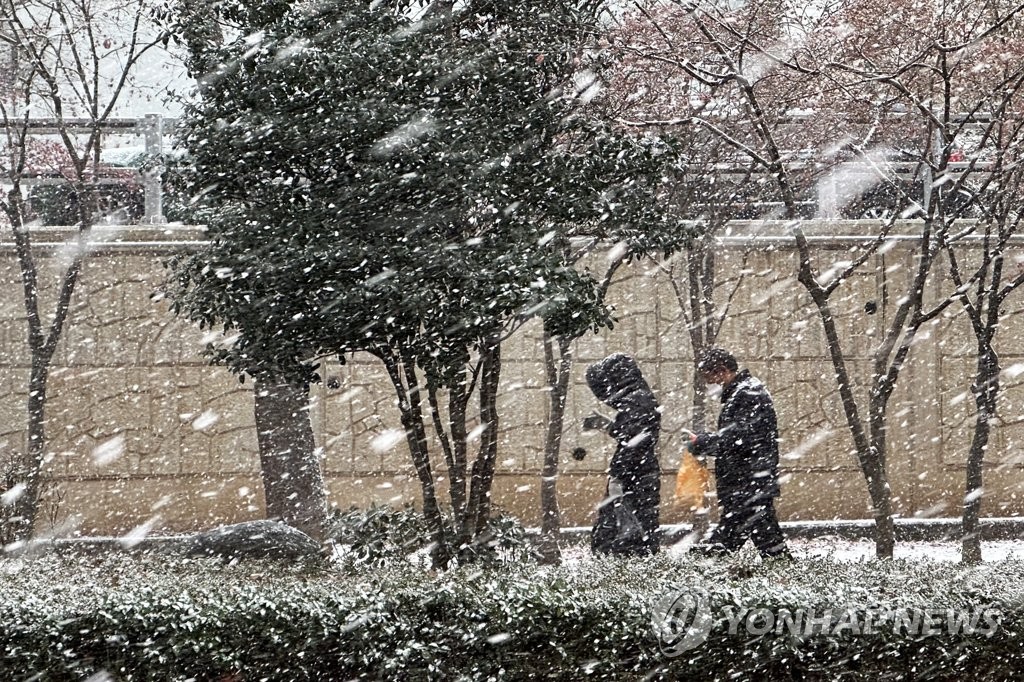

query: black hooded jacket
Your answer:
[585,353,661,486]
[692,369,780,501]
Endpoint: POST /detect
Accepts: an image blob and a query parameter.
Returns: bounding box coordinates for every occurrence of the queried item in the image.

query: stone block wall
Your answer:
[0,223,1022,535]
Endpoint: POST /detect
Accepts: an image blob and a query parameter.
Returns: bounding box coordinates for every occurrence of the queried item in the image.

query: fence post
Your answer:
[140,113,166,224]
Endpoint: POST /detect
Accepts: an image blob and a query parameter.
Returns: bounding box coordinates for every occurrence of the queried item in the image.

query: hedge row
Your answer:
[2,551,1024,680]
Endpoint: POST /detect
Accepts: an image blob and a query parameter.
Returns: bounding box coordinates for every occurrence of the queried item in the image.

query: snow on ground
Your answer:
[557,538,1024,565]
[786,538,1024,563]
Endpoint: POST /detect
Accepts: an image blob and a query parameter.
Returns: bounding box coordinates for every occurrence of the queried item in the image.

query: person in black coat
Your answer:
[689,348,791,559]
[583,353,661,556]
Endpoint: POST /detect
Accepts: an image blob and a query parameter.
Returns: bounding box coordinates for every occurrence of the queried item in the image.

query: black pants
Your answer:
[708,495,788,557]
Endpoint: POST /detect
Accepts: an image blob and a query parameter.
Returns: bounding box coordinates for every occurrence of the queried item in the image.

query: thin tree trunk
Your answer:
[538,331,571,565]
[466,337,501,538]
[427,379,470,540]
[3,185,86,543]
[798,252,896,559]
[448,380,469,525]
[858,393,895,560]
[381,350,450,567]
[402,353,450,566]
[963,346,998,564]
[9,359,49,543]
[863,447,896,559]
[252,375,328,541]
[687,246,711,431]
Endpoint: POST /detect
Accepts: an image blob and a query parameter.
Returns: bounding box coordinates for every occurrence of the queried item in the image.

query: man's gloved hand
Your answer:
[608,478,624,498]
[684,430,706,462]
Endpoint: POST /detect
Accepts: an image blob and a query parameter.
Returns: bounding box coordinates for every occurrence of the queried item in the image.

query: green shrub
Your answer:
[326,504,437,569]
[0,553,1023,680]
[26,182,144,225]
[326,504,537,570]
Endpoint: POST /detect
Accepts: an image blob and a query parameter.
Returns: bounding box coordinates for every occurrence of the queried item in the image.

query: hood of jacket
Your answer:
[585,353,658,411]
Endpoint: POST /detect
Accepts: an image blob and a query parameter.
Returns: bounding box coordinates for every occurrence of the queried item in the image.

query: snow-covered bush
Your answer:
[1,553,1023,680]
[327,504,434,568]
[326,505,536,570]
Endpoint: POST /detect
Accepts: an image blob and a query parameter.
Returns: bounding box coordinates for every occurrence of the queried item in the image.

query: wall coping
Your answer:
[4,220,1021,255]
[0,225,208,255]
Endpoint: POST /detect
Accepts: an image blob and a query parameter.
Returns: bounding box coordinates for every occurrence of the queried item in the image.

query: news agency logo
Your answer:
[652,588,1001,657]
[651,588,715,655]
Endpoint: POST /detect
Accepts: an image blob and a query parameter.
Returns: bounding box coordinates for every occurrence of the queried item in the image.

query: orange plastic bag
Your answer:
[674,451,710,511]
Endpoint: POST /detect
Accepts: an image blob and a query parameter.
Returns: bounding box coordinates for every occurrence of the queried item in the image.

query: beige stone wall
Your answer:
[1,223,1022,536]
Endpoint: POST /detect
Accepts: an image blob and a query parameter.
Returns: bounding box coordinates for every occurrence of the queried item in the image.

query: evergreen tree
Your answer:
[169,0,678,561]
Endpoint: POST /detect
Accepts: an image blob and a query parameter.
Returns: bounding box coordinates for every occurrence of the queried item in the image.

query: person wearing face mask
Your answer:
[688,348,791,560]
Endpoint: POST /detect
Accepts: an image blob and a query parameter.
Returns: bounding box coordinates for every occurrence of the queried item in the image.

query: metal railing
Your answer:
[3,114,177,224]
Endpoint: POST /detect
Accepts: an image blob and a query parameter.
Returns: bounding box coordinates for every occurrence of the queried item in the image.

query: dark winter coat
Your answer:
[585,353,661,555]
[692,369,780,502]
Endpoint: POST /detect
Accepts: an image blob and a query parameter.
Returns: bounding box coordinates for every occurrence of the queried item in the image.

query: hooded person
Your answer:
[583,353,662,556]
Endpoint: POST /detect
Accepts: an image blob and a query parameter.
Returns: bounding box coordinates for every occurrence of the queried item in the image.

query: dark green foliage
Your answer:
[166,0,662,385]
[165,0,690,563]
[326,503,536,569]
[26,183,143,225]
[2,554,1024,680]
[326,503,434,568]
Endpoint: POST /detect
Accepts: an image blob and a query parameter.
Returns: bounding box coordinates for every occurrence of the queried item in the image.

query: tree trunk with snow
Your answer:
[538,331,572,565]
[466,337,502,539]
[380,349,451,568]
[962,346,997,564]
[2,182,89,543]
[252,376,328,542]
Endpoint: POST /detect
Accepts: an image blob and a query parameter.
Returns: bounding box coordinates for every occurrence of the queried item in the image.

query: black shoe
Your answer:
[762,550,794,562]
[689,543,730,558]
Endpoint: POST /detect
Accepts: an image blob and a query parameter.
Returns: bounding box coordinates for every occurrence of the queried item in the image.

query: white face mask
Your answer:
[701,370,724,388]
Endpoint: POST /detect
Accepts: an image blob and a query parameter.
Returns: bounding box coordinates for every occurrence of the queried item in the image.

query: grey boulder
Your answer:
[186,520,322,561]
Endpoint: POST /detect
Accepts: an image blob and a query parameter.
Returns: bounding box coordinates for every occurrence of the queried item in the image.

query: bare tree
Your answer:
[927,6,1024,562]
[947,168,1024,563]
[805,0,1024,560]
[612,0,1024,558]
[0,0,164,542]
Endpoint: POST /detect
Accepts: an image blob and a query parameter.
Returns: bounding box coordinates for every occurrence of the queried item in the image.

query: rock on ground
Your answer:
[185,520,322,561]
